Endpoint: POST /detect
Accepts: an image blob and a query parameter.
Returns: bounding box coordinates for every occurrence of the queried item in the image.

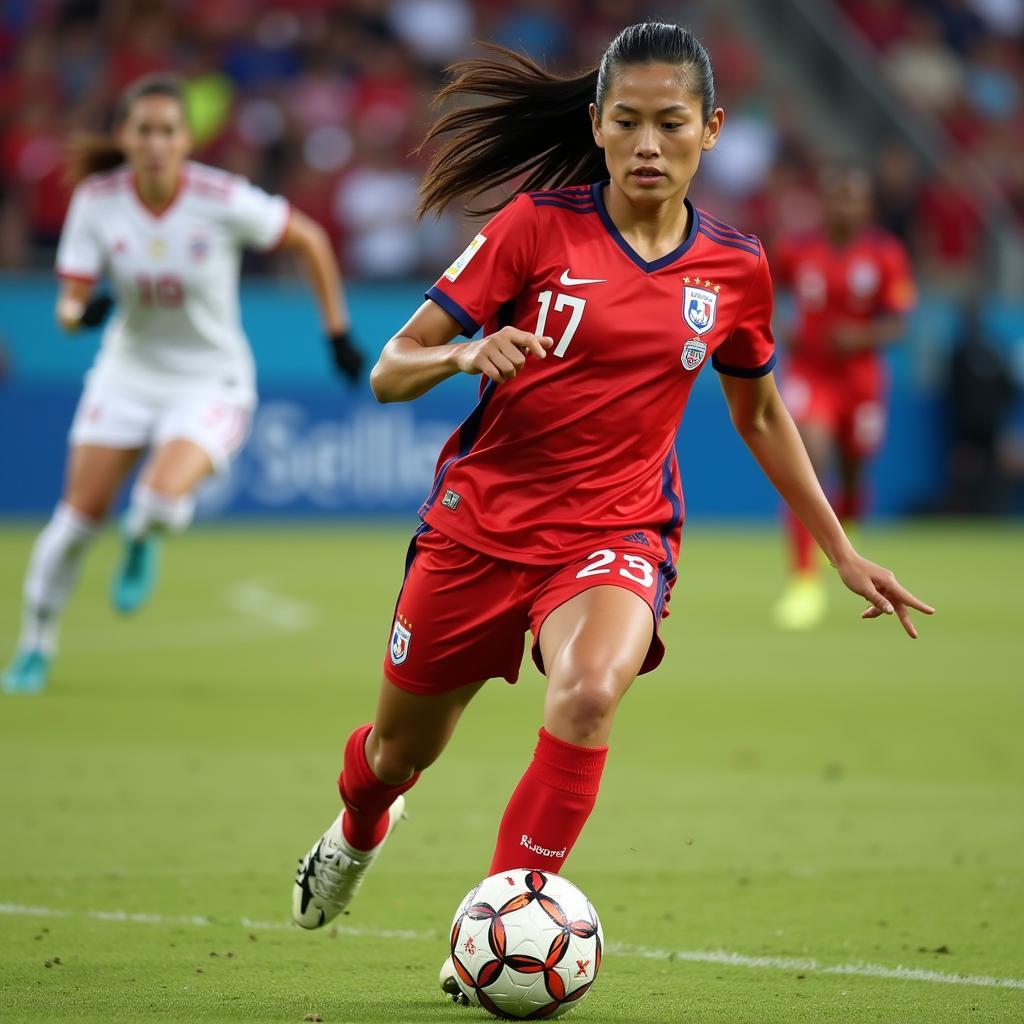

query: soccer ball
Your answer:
[449,868,603,1019]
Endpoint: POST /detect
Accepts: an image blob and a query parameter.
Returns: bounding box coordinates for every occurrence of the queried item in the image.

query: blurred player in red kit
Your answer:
[287,23,933,998]
[772,165,917,630]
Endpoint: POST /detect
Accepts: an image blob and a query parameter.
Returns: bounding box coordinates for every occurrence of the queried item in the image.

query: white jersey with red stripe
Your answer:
[56,161,290,402]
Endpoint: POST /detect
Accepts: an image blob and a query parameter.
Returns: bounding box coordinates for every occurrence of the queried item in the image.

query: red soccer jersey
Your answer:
[421,182,776,565]
[773,227,916,384]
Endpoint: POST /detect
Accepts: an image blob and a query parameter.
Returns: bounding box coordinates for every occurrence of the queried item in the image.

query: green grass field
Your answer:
[0,521,1021,1023]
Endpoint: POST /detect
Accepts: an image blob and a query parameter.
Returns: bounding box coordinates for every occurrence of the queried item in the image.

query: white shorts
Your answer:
[69,373,254,473]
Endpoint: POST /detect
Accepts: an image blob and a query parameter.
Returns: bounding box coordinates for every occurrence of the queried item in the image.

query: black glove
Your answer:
[80,294,114,328]
[328,329,365,383]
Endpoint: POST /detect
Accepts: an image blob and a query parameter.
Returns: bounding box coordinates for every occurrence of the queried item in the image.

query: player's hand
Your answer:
[455,327,553,383]
[328,329,365,383]
[833,551,934,639]
[79,294,114,329]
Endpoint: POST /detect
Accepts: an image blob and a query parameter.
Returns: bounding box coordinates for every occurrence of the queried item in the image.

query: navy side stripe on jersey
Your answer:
[654,450,683,620]
[698,227,761,258]
[712,351,777,378]
[403,522,432,579]
[419,378,498,518]
[419,297,517,516]
[425,285,479,337]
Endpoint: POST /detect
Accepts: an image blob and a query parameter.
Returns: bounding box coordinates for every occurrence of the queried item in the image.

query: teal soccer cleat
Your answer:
[111,528,161,615]
[2,649,50,695]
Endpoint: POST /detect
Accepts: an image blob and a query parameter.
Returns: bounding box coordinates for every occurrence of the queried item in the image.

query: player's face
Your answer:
[119,95,191,188]
[590,62,723,204]
[822,173,873,234]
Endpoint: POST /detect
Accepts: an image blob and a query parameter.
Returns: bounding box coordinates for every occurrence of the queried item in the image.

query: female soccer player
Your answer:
[772,165,917,630]
[290,23,933,976]
[2,75,360,695]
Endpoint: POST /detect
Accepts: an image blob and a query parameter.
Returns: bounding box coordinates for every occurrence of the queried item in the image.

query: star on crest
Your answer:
[683,274,722,293]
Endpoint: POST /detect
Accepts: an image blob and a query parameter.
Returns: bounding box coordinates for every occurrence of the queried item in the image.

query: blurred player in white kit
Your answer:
[3,74,362,694]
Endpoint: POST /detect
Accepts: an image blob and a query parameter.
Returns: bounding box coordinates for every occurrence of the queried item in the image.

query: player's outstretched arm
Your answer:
[279,209,363,382]
[719,371,934,638]
[370,300,552,403]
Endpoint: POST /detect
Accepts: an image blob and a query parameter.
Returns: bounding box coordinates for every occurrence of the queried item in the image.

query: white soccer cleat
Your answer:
[292,795,406,929]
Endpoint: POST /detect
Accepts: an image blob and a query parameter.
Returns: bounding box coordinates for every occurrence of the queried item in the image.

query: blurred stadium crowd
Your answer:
[1,0,1022,285]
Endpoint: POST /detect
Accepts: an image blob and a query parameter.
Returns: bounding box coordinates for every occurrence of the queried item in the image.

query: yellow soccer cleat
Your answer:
[773,573,828,631]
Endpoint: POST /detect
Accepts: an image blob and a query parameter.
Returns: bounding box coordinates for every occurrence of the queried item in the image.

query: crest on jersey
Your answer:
[681,338,707,371]
[683,285,717,335]
[390,618,412,666]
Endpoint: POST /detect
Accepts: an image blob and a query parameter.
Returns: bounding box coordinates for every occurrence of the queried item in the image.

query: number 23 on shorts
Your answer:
[576,549,655,588]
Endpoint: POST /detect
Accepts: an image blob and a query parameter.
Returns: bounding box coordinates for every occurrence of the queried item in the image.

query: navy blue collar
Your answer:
[591,180,700,273]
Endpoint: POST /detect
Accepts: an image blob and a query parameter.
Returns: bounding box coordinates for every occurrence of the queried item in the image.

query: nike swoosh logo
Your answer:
[559,270,606,287]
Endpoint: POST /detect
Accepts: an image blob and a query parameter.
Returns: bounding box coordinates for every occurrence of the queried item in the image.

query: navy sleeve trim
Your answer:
[712,351,777,378]
[425,286,479,338]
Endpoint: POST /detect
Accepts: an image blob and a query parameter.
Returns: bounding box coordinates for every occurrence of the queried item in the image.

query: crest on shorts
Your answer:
[682,285,717,336]
[390,616,412,665]
[681,337,707,371]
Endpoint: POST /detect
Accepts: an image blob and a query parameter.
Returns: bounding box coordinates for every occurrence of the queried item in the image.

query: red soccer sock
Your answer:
[489,728,608,875]
[786,509,817,575]
[337,723,419,851]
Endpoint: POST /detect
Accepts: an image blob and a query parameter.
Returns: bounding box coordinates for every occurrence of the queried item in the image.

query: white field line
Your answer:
[0,903,431,941]
[43,580,319,653]
[222,580,318,633]
[610,942,1024,991]
[2,903,1022,992]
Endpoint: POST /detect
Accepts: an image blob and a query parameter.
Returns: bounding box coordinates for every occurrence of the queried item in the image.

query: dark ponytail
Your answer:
[66,74,187,186]
[416,46,603,219]
[417,22,715,217]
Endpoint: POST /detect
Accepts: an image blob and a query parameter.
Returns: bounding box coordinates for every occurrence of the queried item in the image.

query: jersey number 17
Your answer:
[535,291,586,358]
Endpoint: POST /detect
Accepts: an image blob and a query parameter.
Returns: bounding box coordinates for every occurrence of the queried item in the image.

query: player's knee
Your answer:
[64,491,112,523]
[366,731,431,783]
[549,666,628,743]
[129,483,195,534]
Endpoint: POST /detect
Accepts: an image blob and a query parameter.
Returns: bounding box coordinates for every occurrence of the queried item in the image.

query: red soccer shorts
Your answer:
[383,525,678,694]
[782,367,887,458]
